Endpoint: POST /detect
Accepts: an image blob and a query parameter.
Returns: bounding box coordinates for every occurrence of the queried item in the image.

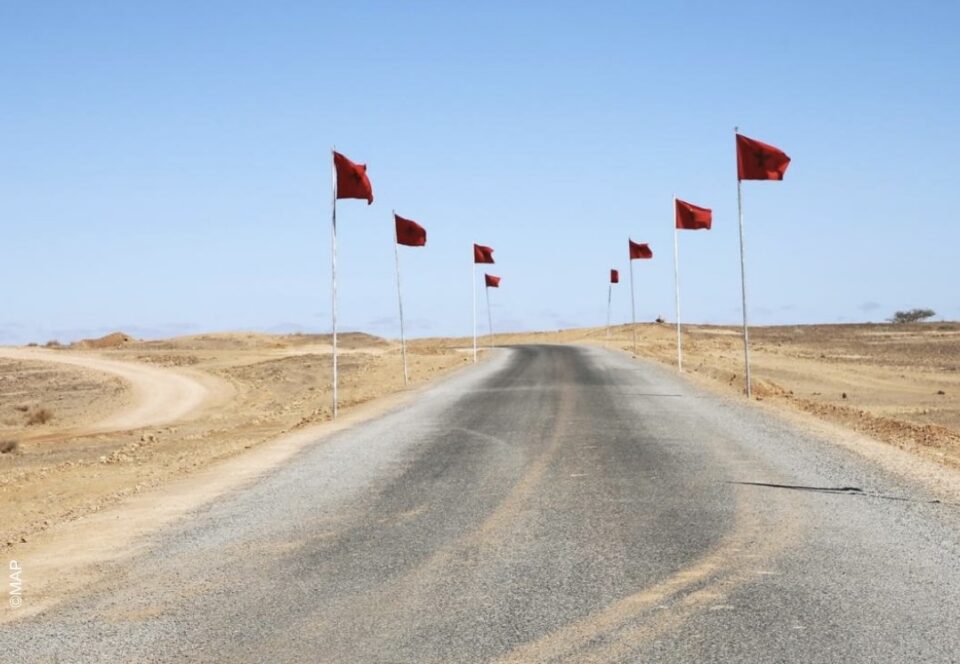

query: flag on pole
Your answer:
[673,197,712,373]
[736,134,791,181]
[735,129,790,399]
[472,243,494,362]
[627,239,651,354]
[334,151,374,203]
[393,212,425,387]
[474,244,495,264]
[675,199,713,230]
[484,274,498,350]
[395,214,427,246]
[330,149,373,419]
[606,269,619,337]
[629,240,653,260]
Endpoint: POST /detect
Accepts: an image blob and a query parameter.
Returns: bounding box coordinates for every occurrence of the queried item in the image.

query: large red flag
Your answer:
[485,273,501,288]
[736,134,790,181]
[675,199,713,230]
[395,214,426,247]
[610,269,619,284]
[629,240,653,260]
[474,244,495,264]
[333,151,374,204]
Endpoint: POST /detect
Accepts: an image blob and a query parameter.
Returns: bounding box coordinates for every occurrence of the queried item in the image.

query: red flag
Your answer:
[485,273,501,288]
[736,134,790,181]
[473,244,495,264]
[675,199,713,230]
[395,214,426,247]
[333,151,374,204]
[610,269,619,284]
[629,240,653,260]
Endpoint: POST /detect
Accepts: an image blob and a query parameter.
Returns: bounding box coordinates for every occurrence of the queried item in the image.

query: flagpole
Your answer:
[472,257,477,363]
[485,284,494,350]
[673,196,682,372]
[735,127,752,398]
[606,283,612,338]
[330,149,339,418]
[393,211,409,385]
[629,251,637,354]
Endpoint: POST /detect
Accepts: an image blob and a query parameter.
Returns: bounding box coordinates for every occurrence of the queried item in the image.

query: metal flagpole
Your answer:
[393,211,408,385]
[735,126,752,398]
[330,149,339,418]
[607,284,613,338]
[472,258,478,363]
[673,196,682,372]
[485,284,494,350]
[629,252,637,354]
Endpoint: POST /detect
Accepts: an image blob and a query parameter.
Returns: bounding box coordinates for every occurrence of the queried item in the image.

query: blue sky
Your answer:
[1,1,957,344]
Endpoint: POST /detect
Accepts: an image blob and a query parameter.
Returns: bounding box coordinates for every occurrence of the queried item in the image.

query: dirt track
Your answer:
[0,347,226,436]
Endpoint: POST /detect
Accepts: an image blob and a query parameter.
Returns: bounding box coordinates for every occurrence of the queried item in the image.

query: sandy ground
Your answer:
[0,332,471,550]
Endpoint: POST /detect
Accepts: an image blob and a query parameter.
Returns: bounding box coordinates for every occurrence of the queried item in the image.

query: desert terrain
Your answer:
[2,322,959,553]
[0,332,471,550]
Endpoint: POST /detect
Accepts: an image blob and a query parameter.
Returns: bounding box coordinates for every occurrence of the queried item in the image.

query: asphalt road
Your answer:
[6,345,960,663]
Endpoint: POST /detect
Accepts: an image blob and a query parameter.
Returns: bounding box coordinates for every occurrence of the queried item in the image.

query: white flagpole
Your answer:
[393,211,409,385]
[673,196,682,372]
[629,251,637,354]
[472,257,477,363]
[485,284,494,350]
[735,126,752,398]
[606,283,612,338]
[330,149,339,418]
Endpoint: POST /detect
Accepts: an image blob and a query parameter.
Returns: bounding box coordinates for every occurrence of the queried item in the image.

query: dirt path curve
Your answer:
[0,347,231,435]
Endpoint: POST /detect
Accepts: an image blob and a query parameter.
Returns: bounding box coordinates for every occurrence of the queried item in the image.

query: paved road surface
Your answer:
[6,345,960,662]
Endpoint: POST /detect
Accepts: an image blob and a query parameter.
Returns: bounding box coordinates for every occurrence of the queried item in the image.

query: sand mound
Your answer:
[137,331,390,351]
[73,332,134,349]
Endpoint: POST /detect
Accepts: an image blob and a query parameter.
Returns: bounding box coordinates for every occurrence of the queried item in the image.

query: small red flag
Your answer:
[485,273,501,288]
[675,199,713,230]
[610,269,619,284]
[395,214,426,247]
[333,151,374,204]
[736,134,790,181]
[629,240,653,260]
[474,244,495,264]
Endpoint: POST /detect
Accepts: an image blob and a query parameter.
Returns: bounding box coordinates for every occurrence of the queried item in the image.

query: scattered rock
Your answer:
[937,390,946,395]
[842,392,848,399]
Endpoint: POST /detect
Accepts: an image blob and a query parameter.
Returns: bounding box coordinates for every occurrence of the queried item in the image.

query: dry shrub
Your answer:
[26,408,53,426]
[0,440,19,454]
